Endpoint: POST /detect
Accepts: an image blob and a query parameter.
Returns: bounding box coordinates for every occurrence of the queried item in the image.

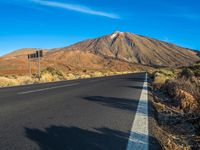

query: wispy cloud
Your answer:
[30,0,120,19]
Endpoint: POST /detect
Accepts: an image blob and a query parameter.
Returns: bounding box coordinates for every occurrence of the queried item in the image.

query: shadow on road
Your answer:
[25,125,160,150]
[125,85,148,90]
[83,95,154,119]
[125,77,145,82]
[25,126,129,150]
[83,96,139,112]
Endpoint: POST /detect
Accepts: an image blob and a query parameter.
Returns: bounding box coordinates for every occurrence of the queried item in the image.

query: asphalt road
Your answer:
[0,72,161,150]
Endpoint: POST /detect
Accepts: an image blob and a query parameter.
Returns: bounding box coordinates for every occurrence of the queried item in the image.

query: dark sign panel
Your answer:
[39,50,43,57]
[28,50,43,59]
[36,50,43,57]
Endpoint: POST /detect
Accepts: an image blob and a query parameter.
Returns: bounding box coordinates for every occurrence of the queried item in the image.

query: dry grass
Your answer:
[40,72,56,82]
[163,78,200,107]
[151,68,178,90]
[0,76,35,87]
[0,76,19,87]
[0,67,136,87]
[151,62,200,149]
[153,69,177,83]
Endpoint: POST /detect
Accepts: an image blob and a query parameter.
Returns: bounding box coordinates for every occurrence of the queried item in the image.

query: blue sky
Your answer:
[0,0,200,56]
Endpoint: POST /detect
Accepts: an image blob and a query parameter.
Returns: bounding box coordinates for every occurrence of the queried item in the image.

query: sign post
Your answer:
[38,53,40,80]
[28,50,43,80]
[29,58,31,77]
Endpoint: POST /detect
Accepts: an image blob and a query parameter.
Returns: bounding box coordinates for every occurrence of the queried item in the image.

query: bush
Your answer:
[189,64,200,77]
[162,77,200,112]
[16,76,35,84]
[65,73,77,80]
[180,68,194,78]
[91,71,103,77]
[40,72,55,82]
[152,68,176,84]
[80,74,91,79]
[154,73,170,84]
[0,77,19,87]
[41,67,66,81]
[158,69,175,76]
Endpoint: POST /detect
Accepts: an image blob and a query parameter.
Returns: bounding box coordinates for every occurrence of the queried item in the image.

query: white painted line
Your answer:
[89,79,104,82]
[18,83,79,95]
[126,73,149,150]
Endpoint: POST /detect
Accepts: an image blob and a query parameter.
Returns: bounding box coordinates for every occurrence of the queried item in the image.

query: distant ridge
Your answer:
[0,31,199,75]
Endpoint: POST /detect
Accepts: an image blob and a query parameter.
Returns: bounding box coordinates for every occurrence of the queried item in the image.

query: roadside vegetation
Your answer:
[0,66,135,87]
[150,61,200,149]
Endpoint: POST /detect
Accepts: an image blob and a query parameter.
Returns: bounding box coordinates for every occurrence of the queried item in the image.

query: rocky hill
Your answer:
[0,31,199,75]
[57,31,199,67]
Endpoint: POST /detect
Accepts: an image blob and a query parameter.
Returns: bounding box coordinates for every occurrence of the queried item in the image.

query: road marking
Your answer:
[18,83,79,95]
[89,79,104,82]
[126,73,149,150]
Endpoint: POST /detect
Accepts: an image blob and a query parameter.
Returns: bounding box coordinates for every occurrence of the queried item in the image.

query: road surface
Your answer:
[0,72,161,150]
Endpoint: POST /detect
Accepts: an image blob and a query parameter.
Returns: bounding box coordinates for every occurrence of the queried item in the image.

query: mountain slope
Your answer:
[0,31,199,75]
[56,31,199,66]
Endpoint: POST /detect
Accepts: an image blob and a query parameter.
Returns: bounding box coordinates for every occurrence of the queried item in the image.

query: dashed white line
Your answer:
[89,79,104,82]
[126,73,149,150]
[18,83,79,95]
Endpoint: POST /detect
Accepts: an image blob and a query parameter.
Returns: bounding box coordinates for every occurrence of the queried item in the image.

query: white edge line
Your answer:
[18,83,79,95]
[126,73,149,150]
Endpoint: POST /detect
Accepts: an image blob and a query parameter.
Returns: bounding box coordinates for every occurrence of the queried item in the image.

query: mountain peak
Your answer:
[69,31,199,66]
[110,31,125,39]
[113,31,123,34]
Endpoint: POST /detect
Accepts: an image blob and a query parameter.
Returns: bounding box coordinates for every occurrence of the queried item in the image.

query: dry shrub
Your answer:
[153,74,170,90]
[164,136,190,150]
[16,76,35,84]
[152,68,177,90]
[156,126,190,150]
[177,90,199,113]
[180,63,200,78]
[188,63,200,77]
[0,76,37,87]
[103,71,114,76]
[80,74,91,79]
[40,67,67,82]
[152,63,200,149]
[0,76,19,87]
[40,72,55,82]
[91,71,103,77]
[154,73,170,84]
[41,67,66,80]
[180,68,194,78]
[113,71,124,75]
[0,69,136,87]
[162,78,200,113]
[65,73,77,80]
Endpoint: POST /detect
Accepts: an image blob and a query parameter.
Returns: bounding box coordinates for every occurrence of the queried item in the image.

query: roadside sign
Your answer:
[27,50,43,80]
[28,50,43,59]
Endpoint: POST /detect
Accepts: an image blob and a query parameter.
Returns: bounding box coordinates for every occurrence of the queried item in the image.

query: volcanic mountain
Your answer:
[57,31,199,66]
[0,31,199,75]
